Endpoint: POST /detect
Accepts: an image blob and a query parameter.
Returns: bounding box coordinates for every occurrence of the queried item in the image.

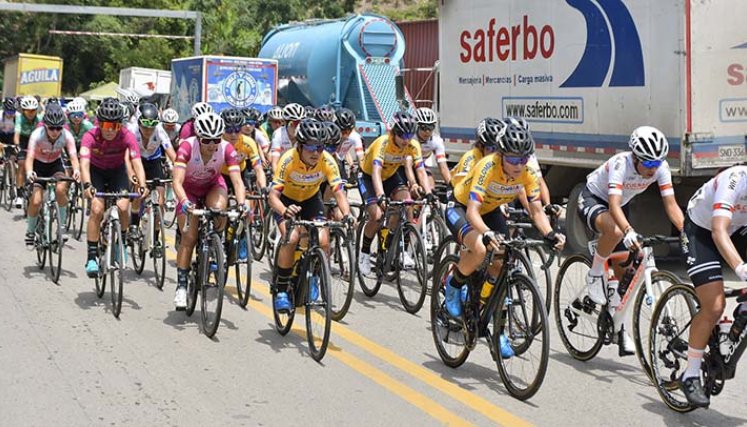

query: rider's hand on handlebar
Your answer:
[138,185,149,200]
[544,230,566,251]
[623,228,641,251]
[482,230,503,252]
[283,204,301,219]
[25,171,37,183]
[736,263,747,281]
[544,203,562,218]
[181,200,194,215]
[83,182,95,199]
[425,192,438,205]
[342,213,356,228]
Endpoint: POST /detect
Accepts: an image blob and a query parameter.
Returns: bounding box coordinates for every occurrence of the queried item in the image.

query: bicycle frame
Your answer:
[379,199,425,270]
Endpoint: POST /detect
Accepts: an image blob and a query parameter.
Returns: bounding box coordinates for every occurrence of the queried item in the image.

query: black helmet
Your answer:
[314,106,336,122]
[324,121,341,147]
[241,107,261,124]
[295,118,326,145]
[220,107,244,128]
[304,105,316,118]
[476,118,506,149]
[97,98,125,122]
[499,123,535,156]
[138,103,160,124]
[46,97,60,106]
[335,108,356,130]
[3,97,16,111]
[43,104,66,127]
[390,111,417,137]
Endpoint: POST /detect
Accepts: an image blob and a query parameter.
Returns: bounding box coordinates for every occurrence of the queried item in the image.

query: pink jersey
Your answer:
[27,126,77,163]
[174,137,240,189]
[80,127,141,170]
[179,120,195,140]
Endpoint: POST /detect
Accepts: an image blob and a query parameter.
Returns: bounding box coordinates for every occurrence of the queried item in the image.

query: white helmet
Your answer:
[194,112,224,139]
[267,106,283,121]
[191,102,213,119]
[20,96,38,110]
[124,92,140,104]
[66,100,86,115]
[73,96,87,108]
[161,108,179,124]
[629,126,669,161]
[282,103,306,121]
[415,107,438,125]
[504,116,529,130]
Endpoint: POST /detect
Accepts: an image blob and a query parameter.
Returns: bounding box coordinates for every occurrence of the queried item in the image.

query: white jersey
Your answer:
[688,166,747,234]
[415,134,447,166]
[586,152,673,206]
[270,127,292,158]
[336,130,364,161]
[126,122,172,161]
[253,129,270,152]
[164,123,181,143]
[0,110,14,135]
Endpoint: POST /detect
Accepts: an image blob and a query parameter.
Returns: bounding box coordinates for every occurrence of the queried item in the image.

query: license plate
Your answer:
[718,144,747,160]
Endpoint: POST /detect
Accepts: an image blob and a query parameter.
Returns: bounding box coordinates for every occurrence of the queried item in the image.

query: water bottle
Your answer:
[480,276,498,304]
[379,227,389,251]
[607,279,621,308]
[729,302,747,341]
[719,317,734,356]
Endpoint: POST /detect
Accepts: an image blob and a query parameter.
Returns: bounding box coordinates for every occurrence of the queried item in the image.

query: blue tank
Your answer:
[259,14,409,139]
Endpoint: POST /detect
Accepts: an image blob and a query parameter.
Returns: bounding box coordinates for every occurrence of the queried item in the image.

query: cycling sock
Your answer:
[177,267,189,288]
[276,266,293,293]
[590,252,607,276]
[449,268,468,289]
[58,205,67,227]
[87,240,98,261]
[683,347,704,379]
[131,212,140,227]
[361,234,373,254]
[26,215,38,234]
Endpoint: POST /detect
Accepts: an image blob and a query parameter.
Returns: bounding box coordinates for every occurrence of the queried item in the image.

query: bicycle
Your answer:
[225,197,257,308]
[413,197,449,278]
[431,239,554,400]
[130,178,172,290]
[92,191,141,318]
[554,234,681,379]
[183,207,240,338]
[65,180,87,241]
[244,171,268,262]
[323,198,356,321]
[355,198,428,314]
[271,218,338,361]
[30,176,76,284]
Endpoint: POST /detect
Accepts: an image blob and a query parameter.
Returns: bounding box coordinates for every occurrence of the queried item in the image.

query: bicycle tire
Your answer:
[356,220,382,297]
[48,203,63,284]
[185,260,199,317]
[36,212,47,269]
[236,219,253,308]
[94,232,107,298]
[397,223,428,314]
[152,206,166,290]
[64,183,75,231]
[250,200,266,262]
[272,244,295,336]
[424,211,449,276]
[553,254,605,361]
[110,224,124,318]
[432,234,459,293]
[200,233,226,338]
[495,273,549,401]
[329,227,355,321]
[0,168,6,209]
[131,208,147,275]
[3,163,13,212]
[73,195,86,241]
[430,254,471,368]
[525,246,552,315]
[649,283,699,413]
[305,246,332,361]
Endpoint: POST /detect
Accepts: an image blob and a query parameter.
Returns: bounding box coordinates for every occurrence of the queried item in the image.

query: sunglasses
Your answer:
[398,132,415,141]
[244,120,256,126]
[23,109,37,114]
[47,126,63,131]
[225,126,242,134]
[100,121,122,131]
[484,145,498,153]
[3,111,15,116]
[302,144,325,153]
[324,144,338,153]
[419,124,435,131]
[139,118,160,128]
[641,159,663,169]
[200,137,222,145]
[68,112,84,119]
[504,155,530,165]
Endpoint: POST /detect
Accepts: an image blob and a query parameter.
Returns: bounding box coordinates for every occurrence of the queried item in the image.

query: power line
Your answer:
[48,30,194,40]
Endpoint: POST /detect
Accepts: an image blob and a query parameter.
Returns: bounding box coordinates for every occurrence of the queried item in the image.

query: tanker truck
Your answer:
[258,14,413,141]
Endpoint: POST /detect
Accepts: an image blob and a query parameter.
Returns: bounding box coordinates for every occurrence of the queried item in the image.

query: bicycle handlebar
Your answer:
[620,234,680,267]
[32,176,77,183]
[94,192,141,199]
[479,238,558,272]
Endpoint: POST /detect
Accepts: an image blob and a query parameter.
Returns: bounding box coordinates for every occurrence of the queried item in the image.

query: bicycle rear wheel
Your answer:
[329,227,355,321]
[272,245,295,336]
[250,200,266,262]
[110,224,125,318]
[430,254,470,368]
[432,234,459,293]
[131,209,147,275]
[423,210,449,276]
[200,233,226,338]
[48,203,64,284]
[235,219,253,308]
[72,195,86,241]
[36,213,47,269]
[397,224,427,314]
[356,220,382,297]
[494,273,549,401]
[152,207,167,290]
[305,247,332,361]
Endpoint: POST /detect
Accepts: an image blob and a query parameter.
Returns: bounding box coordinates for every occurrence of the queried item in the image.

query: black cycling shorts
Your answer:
[142,157,165,184]
[685,216,747,287]
[222,170,252,196]
[91,165,130,194]
[32,159,65,188]
[444,200,508,244]
[577,186,630,233]
[358,168,407,206]
[273,191,325,224]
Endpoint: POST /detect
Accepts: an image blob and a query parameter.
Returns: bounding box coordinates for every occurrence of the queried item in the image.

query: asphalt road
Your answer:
[1,205,746,427]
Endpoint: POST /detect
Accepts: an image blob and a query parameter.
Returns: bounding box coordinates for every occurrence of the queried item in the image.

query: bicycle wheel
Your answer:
[235,219,253,308]
[72,195,86,241]
[164,188,178,229]
[152,206,167,290]
[272,244,295,336]
[36,213,47,269]
[423,210,449,274]
[525,246,552,315]
[131,209,147,275]
[649,283,699,413]
[356,220,382,297]
[110,224,125,318]
[305,247,332,361]
[432,234,459,292]
[250,200,266,262]
[633,269,681,383]
[94,236,107,298]
[396,223,427,314]
[48,203,64,284]
[200,233,226,338]
[329,227,355,321]
[553,254,605,361]
[185,261,199,317]
[430,254,470,367]
[3,163,12,212]
[494,273,549,401]
[0,168,6,209]
[265,215,280,269]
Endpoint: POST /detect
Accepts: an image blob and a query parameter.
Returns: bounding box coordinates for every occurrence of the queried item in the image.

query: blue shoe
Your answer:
[209,261,218,273]
[238,237,248,262]
[444,275,463,318]
[275,292,291,313]
[309,276,319,302]
[499,334,514,359]
[85,259,99,278]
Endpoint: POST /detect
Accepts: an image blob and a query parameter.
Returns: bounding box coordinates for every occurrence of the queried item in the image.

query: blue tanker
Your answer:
[259,14,410,140]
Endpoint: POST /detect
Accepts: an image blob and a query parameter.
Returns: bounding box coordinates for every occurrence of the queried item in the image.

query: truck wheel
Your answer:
[566,183,593,254]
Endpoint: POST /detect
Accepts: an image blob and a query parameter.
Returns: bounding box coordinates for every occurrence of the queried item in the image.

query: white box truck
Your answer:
[437,0,747,250]
[118,66,172,105]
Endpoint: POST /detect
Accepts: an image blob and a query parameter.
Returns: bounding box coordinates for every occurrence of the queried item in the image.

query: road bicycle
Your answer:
[31,176,76,284]
[323,198,356,321]
[130,178,171,290]
[65,180,87,241]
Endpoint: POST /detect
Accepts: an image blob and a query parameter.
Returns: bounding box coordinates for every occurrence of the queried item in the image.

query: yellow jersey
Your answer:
[450,147,484,187]
[221,135,261,175]
[271,149,343,202]
[360,134,424,180]
[453,154,541,215]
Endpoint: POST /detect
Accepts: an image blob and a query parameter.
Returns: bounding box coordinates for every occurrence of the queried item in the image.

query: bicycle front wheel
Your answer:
[110,224,125,318]
[48,203,64,284]
[329,227,355,321]
[72,195,86,241]
[250,200,266,262]
[355,220,382,297]
[152,207,167,290]
[430,254,470,367]
[36,213,47,269]
[131,211,146,275]
[396,223,427,314]
[200,233,226,338]
[495,273,549,401]
[305,247,332,361]
[235,219,253,308]
[525,246,552,315]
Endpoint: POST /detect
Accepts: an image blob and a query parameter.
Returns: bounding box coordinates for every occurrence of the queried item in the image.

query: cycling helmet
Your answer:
[476,118,506,148]
[73,97,87,108]
[500,123,535,156]
[504,116,529,130]
[220,107,245,128]
[46,97,60,106]
[120,100,135,118]
[241,107,261,124]
[314,106,336,122]
[390,111,417,137]
[20,96,38,110]
[97,98,125,122]
[282,103,306,121]
[194,112,225,139]
[324,121,342,147]
[267,106,283,121]
[191,102,213,119]
[629,126,669,161]
[66,100,86,115]
[295,118,326,145]
[124,92,140,105]
[415,107,438,125]
[3,97,16,111]
[304,105,316,117]
[43,104,66,127]
[138,103,160,123]
[161,108,179,124]
[335,108,356,130]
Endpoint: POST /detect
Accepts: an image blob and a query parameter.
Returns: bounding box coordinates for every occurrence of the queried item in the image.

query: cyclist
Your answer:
[577,126,685,354]
[443,123,565,322]
[450,118,504,188]
[334,107,364,168]
[80,98,148,278]
[65,100,94,147]
[1,97,16,159]
[405,107,450,195]
[161,108,181,145]
[240,107,269,164]
[503,117,553,211]
[679,165,747,407]
[357,111,436,276]
[24,105,80,246]
[14,96,42,208]
[270,103,306,171]
[171,112,248,309]
[220,108,267,193]
[263,105,284,140]
[268,118,354,311]
[179,102,212,140]
[126,103,177,237]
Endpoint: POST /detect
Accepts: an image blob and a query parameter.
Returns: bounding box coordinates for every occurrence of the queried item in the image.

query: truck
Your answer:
[170,55,278,121]
[258,14,413,141]
[2,53,63,98]
[119,66,172,106]
[437,0,747,251]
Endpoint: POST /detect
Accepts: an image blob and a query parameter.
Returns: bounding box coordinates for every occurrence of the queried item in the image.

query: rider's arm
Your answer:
[225,145,246,205]
[404,156,418,187]
[13,113,21,146]
[253,161,267,189]
[433,137,451,183]
[712,216,742,271]
[158,127,177,162]
[608,194,632,233]
[539,177,551,206]
[172,144,190,203]
[711,170,745,270]
[438,161,452,185]
[129,155,147,192]
[324,153,351,216]
[79,133,93,186]
[410,143,432,194]
[528,199,553,236]
[466,200,491,235]
[656,163,683,231]
[64,131,80,176]
[24,132,36,172]
[663,195,684,231]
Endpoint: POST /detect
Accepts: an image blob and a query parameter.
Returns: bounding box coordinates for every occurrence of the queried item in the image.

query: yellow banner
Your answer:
[17,56,63,97]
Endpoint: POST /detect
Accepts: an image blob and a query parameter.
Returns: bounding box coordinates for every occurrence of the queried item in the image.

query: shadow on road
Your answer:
[637,390,747,426]
[548,350,648,386]
[255,323,310,359]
